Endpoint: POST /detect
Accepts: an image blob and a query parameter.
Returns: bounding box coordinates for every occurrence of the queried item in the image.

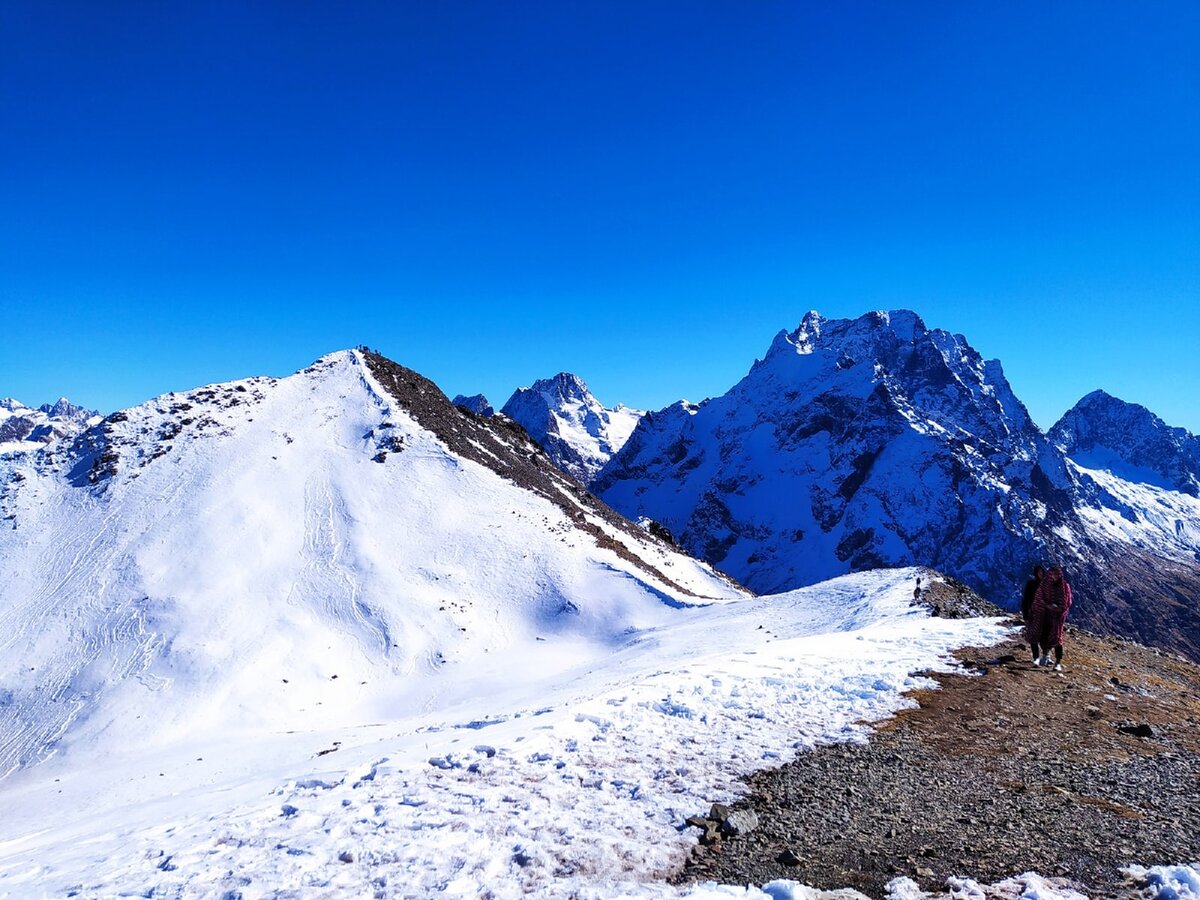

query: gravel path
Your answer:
[676,583,1200,898]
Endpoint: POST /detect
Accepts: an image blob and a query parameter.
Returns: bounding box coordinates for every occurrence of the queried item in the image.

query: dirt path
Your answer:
[676,603,1200,898]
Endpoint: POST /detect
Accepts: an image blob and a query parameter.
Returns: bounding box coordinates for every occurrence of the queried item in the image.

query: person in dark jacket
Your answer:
[1021,565,1045,621]
[1026,566,1073,671]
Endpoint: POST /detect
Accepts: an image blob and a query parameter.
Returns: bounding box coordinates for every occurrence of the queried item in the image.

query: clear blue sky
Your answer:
[2,2,1197,432]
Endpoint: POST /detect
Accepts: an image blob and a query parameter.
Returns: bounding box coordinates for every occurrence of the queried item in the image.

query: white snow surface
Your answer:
[1069,460,1200,561]
[1123,865,1200,899]
[0,350,739,781]
[0,563,1012,898]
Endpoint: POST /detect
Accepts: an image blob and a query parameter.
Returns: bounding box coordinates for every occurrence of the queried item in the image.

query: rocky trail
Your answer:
[677,582,1200,898]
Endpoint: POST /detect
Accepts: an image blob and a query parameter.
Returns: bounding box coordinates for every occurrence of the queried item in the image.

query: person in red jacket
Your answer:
[1026,566,1073,671]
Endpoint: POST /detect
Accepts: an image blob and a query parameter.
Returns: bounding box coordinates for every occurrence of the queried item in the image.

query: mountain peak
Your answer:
[529,372,591,403]
[1,395,99,451]
[1051,390,1200,495]
[38,397,94,420]
[452,393,495,417]
[762,309,932,365]
[501,374,644,485]
[597,308,1060,599]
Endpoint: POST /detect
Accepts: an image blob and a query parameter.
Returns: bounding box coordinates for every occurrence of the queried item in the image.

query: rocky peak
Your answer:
[1050,390,1200,496]
[535,372,591,404]
[451,394,495,417]
[595,308,1075,618]
[748,310,1039,457]
[0,396,100,450]
[39,397,93,420]
[501,373,645,486]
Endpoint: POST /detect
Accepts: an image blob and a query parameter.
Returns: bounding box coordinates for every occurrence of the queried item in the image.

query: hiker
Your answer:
[1027,566,1072,671]
[1021,565,1045,621]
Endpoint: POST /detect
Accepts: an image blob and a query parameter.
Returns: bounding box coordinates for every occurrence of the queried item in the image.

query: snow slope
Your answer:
[0,567,1012,898]
[502,373,644,484]
[0,350,1191,898]
[0,350,741,787]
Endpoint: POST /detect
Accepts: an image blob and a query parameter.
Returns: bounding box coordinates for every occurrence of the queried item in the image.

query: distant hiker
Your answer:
[1027,566,1072,671]
[1021,565,1045,621]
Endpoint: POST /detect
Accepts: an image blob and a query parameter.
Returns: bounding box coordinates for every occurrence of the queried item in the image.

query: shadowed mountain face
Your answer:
[591,310,1200,660]
[451,393,494,417]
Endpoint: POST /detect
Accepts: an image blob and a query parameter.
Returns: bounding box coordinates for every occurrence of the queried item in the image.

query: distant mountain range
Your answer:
[490,311,1200,660]
[0,397,99,453]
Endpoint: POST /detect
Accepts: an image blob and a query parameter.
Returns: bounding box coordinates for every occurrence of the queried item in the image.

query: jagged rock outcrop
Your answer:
[500,373,643,485]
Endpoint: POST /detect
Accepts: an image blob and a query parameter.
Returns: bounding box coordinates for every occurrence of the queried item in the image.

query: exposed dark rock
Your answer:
[676,625,1200,898]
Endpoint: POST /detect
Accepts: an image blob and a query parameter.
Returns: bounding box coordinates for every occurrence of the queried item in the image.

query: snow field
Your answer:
[2,569,1010,897]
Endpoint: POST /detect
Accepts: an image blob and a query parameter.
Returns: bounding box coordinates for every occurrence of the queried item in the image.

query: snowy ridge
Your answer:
[501,372,644,484]
[1069,461,1200,562]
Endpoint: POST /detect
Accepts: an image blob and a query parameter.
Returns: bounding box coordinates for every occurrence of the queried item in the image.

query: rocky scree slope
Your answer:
[682,587,1200,899]
[500,372,643,485]
[593,310,1200,661]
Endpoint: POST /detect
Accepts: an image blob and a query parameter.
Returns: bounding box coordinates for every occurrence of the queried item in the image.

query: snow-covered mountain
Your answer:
[451,392,495,416]
[501,373,644,484]
[0,396,99,454]
[0,350,742,783]
[1050,390,1200,497]
[594,310,1200,659]
[0,350,1023,898]
[2,346,1194,897]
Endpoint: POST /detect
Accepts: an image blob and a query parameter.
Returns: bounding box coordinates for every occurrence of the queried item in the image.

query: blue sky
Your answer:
[2,2,1197,432]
